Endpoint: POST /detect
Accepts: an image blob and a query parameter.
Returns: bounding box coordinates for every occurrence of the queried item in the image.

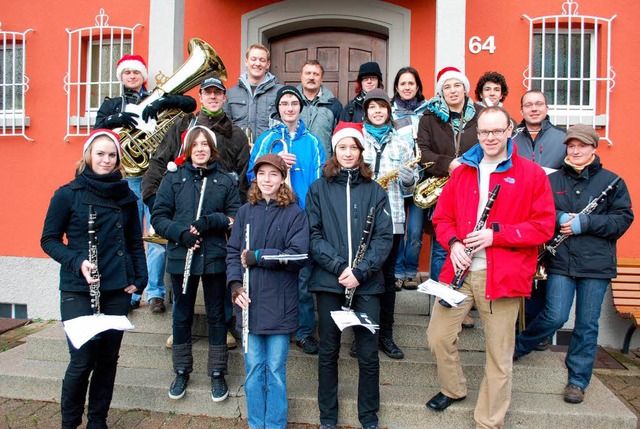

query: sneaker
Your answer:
[394,278,404,291]
[149,298,166,313]
[226,332,237,350]
[128,300,140,313]
[403,275,419,290]
[563,383,584,404]
[349,339,357,358]
[211,371,229,402]
[168,371,189,399]
[296,336,319,354]
[379,337,404,359]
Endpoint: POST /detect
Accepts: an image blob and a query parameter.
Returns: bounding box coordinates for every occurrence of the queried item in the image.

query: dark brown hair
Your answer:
[185,129,219,165]
[474,71,509,103]
[322,155,373,182]
[247,180,295,207]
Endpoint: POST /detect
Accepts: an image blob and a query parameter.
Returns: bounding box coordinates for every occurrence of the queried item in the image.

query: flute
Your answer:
[342,207,375,311]
[181,177,208,295]
[242,223,251,353]
[440,184,501,308]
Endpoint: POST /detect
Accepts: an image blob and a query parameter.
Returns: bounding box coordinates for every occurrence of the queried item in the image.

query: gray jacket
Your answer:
[223,72,282,137]
[296,84,342,157]
[513,117,566,169]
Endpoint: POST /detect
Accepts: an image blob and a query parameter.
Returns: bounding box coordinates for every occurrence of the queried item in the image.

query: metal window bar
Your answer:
[0,23,34,141]
[523,0,616,145]
[64,9,141,141]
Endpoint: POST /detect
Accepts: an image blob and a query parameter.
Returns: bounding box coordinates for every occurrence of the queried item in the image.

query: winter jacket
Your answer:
[513,117,566,169]
[41,175,148,293]
[306,169,393,295]
[223,72,282,137]
[226,199,309,335]
[151,162,241,275]
[433,141,556,300]
[544,156,633,279]
[392,99,429,147]
[297,84,342,158]
[361,128,417,234]
[141,111,250,204]
[340,93,366,123]
[248,121,326,209]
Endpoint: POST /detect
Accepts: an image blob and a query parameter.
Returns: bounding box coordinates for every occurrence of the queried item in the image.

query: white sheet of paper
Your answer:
[63,314,135,349]
[417,278,467,307]
[124,104,157,134]
[330,310,378,334]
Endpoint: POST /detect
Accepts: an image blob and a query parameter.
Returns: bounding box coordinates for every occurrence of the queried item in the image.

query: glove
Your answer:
[570,214,584,235]
[104,112,138,129]
[141,98,168,122]
[191,217,209,235]
[398,165,415,186]
[244,250,258,267]
[145,195,157,213]
[179,230,200,248]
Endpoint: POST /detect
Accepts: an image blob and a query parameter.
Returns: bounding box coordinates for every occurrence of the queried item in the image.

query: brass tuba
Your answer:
[119,38,227,177]
[413,175,449,209]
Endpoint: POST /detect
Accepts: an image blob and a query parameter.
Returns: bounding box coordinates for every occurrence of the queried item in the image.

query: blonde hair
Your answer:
[245,43,270,60]
[77,136,124,176]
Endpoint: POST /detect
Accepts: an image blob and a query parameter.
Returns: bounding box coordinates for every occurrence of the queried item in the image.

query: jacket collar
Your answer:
[461,139,517,173]
[561,154,602,180]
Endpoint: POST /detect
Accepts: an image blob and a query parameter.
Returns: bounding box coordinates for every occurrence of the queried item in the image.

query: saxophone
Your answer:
[375,144,424,190]
[413,176,450,209]
[88,205,101,315]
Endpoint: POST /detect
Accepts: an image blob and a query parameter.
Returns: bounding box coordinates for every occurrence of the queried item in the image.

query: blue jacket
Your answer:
[226,199,309,335]
[248,120,326,209]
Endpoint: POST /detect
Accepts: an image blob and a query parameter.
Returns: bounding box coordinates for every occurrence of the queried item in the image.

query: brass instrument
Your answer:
[269,139,293,188]
[119,38,227,177]
[142,225,168,245]
[413,175,449,209]
[375,144,423,190]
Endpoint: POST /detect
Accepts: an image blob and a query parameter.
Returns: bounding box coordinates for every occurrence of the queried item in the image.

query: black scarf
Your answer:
[395,97,422,113]
[75,169,136,206]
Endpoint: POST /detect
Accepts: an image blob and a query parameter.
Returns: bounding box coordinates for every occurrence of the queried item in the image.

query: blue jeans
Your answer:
[244,334,290,429]
[296,262,316,341]
[515,274,609,389]
[126,177,166,304]
[395,198,424,279]
[429,235,447,282]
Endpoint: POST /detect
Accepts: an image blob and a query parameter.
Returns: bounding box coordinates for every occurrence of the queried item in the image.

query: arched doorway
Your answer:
[270,29,388,105]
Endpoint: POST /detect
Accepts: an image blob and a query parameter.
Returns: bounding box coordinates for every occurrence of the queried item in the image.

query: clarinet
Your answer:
[242,223,251,353]
[440,184,501,308]
[182,177,208,294]
[87,205,101,315]
[539,176,621,260]
[342,207,375,311]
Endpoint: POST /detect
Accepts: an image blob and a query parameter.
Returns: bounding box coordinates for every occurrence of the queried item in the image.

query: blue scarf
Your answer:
[364,123,392,143]
[426,94,476,134]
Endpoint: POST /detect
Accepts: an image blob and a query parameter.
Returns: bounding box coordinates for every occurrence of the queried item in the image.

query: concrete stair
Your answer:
[0,289,636,428]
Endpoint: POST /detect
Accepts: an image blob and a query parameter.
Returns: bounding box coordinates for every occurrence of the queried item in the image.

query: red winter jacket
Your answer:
[433,141,555,300]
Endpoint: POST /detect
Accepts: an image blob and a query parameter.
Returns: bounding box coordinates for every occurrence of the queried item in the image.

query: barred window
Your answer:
[88,41,132,112]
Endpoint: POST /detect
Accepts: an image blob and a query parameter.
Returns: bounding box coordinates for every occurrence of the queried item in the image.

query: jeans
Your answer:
[316,292,380,428]
[60,289,129,429]
[429,235,447,282]
[395,198,424,279]
[126,177,166,304]
[380,234,402,339]
[296,262,316,341]
[515,274,609,389]
[244,334,290,429]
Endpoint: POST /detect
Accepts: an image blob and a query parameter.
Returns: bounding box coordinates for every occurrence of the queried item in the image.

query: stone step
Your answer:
[0,345,634,429]
[28,324,566,394]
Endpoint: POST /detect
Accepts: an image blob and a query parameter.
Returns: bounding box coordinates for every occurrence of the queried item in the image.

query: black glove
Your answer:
[191,217,209,235]
[179,230,200,248]
[145,195,157,213]
[104,112,138,129]
[244,250,258,267]
[141,98,168,122]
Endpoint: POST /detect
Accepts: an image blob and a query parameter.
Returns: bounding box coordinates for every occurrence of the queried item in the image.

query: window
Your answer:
[88,41,132,113]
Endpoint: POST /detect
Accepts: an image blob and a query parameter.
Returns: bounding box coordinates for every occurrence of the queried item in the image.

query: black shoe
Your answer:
[128,300,140,313]
[394,278,404,291]
[296,336,319,354]
[211,371,229,402]
[349,339,357,358]
[168,371,189,400]
[426,392,466,411]
[379,337,404,359]
[535,336,552,351]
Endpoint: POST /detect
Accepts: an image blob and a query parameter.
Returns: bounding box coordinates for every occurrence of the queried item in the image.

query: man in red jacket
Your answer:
[426,106,555,429]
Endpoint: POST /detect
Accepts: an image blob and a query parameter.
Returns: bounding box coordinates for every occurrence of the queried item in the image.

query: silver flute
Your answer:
[181,177,208,294]
[242,223,251,353]
[87,205,101,314]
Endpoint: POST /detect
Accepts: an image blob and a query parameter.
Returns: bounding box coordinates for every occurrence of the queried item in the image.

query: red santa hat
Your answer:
[331,121,364,152]
[167,126,217,172]
[435,66,470,95]
[83,129,122,161]
[116,54,148,82]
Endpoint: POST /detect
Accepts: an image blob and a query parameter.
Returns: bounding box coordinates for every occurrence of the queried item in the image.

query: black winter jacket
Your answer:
[306,169,393,295]
[151,162,241,275]
[545,156,634,278]
[226,199,309,335]
[141,111,250,204]
[41,175,148,293]
[340,93,365,123]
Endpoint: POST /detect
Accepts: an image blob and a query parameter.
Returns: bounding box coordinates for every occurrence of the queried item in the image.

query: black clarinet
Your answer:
[342,207,375,311]
[88,205,101,315]
[440,184,501,308]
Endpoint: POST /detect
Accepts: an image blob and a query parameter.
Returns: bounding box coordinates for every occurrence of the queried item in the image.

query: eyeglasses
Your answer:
[477,127,509,139]
[522,101,546,109]
[279,102,300,108]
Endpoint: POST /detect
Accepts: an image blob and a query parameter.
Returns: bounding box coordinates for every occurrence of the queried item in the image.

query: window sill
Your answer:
[549,113,607,128]
[69,113,98,128]
[0,116,30,128]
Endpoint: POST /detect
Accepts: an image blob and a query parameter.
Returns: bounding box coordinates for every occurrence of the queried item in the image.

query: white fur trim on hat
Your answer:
[331,122,364,151]
[84,129,122,161]
[116,55,148,82]
[435,66,470,95]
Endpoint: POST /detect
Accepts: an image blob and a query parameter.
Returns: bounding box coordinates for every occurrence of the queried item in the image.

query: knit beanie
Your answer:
[275,85,304,112]
[357,62,383,81]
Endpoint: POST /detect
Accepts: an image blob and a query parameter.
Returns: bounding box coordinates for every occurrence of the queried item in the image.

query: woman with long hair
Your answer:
[226,154,309,429]
[306,122,393,429]
[152,125,241,403]
[41,129,148,429]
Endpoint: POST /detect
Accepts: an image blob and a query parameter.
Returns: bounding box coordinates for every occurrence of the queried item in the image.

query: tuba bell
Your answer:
[118,38,227,177]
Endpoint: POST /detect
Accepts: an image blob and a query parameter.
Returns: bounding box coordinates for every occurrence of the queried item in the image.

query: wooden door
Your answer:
[270,30,388,105]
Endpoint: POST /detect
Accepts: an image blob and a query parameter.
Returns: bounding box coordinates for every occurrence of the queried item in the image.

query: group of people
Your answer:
[40,43,634,429]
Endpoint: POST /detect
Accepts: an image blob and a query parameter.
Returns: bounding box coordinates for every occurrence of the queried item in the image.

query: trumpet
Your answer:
[269,139,293,188]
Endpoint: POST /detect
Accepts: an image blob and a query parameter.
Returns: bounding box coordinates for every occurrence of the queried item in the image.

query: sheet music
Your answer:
[417,278,467,307]
[330,310,379,334]
[124,104,157,134]
[262,253,308,262]
[63,314,135,349]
